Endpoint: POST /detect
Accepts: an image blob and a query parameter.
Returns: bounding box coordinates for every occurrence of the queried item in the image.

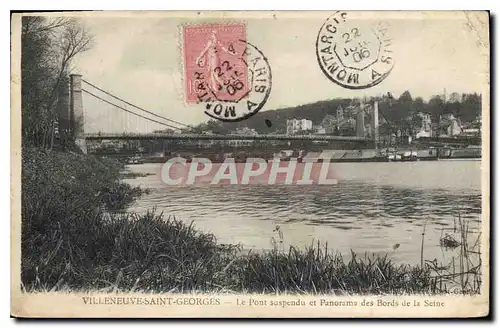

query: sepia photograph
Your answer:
[10,10,490,318]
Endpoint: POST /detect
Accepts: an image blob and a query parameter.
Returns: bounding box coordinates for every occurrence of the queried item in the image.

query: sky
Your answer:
[70,11,489,133]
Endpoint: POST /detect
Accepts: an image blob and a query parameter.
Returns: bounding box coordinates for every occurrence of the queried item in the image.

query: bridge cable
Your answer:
[82,79,191,129]
[82,89,184,131]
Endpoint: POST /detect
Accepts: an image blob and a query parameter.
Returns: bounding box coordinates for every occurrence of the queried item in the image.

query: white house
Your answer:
[415,112,432,138]
[439,113,462,137]
[286,119,313,134]
[315,126,326,134]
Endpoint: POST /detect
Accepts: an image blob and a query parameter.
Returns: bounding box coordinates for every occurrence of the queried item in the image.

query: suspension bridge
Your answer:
[57,74,372,154]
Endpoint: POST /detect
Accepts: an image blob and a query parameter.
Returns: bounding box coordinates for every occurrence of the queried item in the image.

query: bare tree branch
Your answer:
[21,16,93,148]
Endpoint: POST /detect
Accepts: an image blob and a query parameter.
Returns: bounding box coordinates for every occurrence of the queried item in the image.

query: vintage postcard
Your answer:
[11,11,490,318]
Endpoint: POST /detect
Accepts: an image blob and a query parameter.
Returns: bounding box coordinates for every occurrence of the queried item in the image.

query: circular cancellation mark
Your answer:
[316,12,395,90]
[197,40,272,122]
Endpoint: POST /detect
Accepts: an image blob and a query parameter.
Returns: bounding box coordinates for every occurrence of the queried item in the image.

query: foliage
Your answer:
[236,248,433,294]
[21,16,93,149]
[21,148,145,265]
[21,147,481,295]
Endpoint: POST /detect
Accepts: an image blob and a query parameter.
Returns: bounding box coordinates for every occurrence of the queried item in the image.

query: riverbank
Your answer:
[21,148,481,294]
[126,146,481,164]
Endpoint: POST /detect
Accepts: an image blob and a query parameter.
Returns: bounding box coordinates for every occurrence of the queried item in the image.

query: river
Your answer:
[123,160,482,266]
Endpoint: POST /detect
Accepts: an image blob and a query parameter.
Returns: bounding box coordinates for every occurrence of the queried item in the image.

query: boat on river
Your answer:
[126,156,144,165]
[387,153,402,162]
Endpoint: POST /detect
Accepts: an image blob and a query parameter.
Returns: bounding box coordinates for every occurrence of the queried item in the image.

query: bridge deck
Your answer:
[84,133,369,142]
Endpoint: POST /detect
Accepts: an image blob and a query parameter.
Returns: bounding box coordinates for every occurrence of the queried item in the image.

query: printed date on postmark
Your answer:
[316,12,394,89]
[183,23,272,122]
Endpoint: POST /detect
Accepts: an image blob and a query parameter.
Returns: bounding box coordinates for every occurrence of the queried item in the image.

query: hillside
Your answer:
[186,92,482,135]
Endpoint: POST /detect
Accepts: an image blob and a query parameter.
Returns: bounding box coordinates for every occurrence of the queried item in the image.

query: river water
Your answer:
[124,160,482,266]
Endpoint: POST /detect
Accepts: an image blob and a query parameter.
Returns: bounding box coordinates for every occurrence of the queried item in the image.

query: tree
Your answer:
[321,114,337,134]
[398,90,413,103]
[398,90,414,118]
[427,95,445,122]
[413,97,425,113]
[21,16,93,149]
[153,128,176,134]
[460,93,482,123]
[449,92,461,104]
[408,113,423,138]
[378,122,393,136]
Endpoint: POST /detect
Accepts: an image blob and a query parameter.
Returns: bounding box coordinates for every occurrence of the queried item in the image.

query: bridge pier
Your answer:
[356,109,365,138]
[70,74,87,154]
[372,101,379,149]
[56,75,71,148]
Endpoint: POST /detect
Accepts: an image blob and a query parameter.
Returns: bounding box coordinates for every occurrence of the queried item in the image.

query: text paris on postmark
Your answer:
[316,12,394,89]
[183,23,272,122]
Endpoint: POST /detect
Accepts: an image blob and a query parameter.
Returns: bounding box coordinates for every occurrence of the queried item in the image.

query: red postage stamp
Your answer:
[183,23,249,103]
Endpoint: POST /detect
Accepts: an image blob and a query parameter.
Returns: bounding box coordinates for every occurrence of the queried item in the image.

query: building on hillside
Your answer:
[460,116,481,137]
[415,112,432,138]
[338,117,356,136]
[286,118,313,135]
[471,116,482,131]
[439,113,462,137]
[336,105,344,122]
[315,125,326,134]
[321,114,337,134]
[461,128,481,137]
[235,127,258,135]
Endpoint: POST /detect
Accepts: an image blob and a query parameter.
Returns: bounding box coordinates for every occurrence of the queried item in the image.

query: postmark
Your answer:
[201,40,272,122]
[183,24,272,122]
[316,12,394,89]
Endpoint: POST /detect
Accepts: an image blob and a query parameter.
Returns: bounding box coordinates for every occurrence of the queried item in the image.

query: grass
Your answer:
[120,171,154,179]
[22,209,435,295]
[21,147,483,295]
[429,211,482,294]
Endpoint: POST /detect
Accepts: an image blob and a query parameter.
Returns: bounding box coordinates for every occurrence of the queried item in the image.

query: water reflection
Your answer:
[131,184,481,228]
[124,161,482,265]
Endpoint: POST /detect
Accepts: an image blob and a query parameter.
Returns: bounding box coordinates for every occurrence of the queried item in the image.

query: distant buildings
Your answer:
[408,112,480,138]
[415,113,432,138]
[439,113,462,137]
[462,128,480,137]
[460,115,481,137]
[315,126,326,135]
[338,117,356,135]
[227,127,258,147]
[286,119,313,135]
[336,105,344,122]
[321,114,337,134]
[88,139,143,153]
[235,127,258,135]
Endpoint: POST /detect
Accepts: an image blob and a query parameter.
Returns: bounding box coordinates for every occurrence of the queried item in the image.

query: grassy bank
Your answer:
[21,148,481,295]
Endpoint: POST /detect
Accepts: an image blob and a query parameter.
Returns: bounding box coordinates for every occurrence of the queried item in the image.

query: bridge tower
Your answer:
[69,74,87,153]
[372,101,379,149]
[56,75,70,147]
[356,109,365,138]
